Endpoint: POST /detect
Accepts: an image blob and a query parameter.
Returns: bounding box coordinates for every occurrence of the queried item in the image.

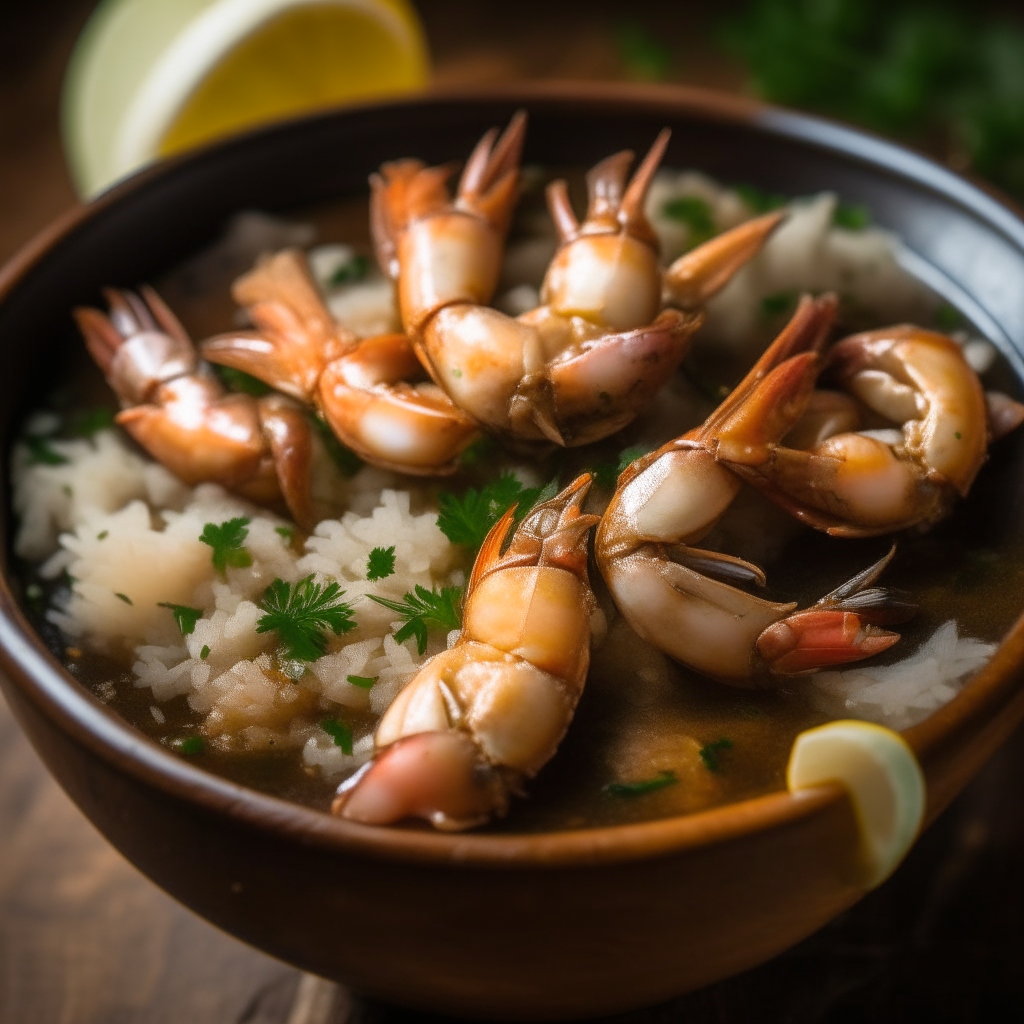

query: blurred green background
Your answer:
[2,0,1024,264]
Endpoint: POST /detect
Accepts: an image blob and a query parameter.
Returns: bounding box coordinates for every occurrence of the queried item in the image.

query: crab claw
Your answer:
[664,210,787,310]
[333,731,504,830]
[757,610,900,675]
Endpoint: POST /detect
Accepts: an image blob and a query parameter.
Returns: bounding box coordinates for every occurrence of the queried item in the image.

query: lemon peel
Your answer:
[62,0,429,197]
[787,719,925,889]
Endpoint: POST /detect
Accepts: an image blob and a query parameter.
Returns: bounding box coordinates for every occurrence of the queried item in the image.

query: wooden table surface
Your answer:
[2,2,1023,1020]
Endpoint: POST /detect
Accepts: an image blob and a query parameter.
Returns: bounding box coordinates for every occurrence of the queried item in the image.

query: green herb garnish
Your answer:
[70,407,116,437]
[158,602,203,636]
[833,201,870,230]
[458,435,498,468]
[935,303,963,331]
[97,530,108,540]
[437,473,555,550]
[200,645,210,660]
[321,718,353,754]
[592,443,653,490]
[257,574,356,662]
[760,291,798,318]
[328,254,369,287]
[605,770,678,797]
[661,195,716,248]
[214,365,272,397]
[179,735,204,755]
[699,737,734,773]
[199,517,252,574]
[346,674,377,689]
[369,584,463,655]
[735,183,788,213]
[115,592,133,605]
[275,525,295,542]
[309,413,362,476]
[366,546,396,581]
[25,436,69,466]
[615,19,672,82]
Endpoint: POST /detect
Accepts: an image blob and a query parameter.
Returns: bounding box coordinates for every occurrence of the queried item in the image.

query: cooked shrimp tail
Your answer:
[202,249,482,474]
[334,475,600,830]
[75,286,315,525]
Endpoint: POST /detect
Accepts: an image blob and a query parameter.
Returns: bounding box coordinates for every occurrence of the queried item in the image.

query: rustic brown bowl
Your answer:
[2,84,1024,1021]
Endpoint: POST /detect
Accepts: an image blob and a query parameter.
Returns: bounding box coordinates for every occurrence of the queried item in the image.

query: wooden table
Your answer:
[2,2,1023,1020]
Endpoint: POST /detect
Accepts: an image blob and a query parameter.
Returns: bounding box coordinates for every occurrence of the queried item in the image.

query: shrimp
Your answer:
[716,325,1024,536]
[201,248,481,475]
[333,475,599,829]
[75,286,316,526]
[595,294,913,684]
[373,114,784,446]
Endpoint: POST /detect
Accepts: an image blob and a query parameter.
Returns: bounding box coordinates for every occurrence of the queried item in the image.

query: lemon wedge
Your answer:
[787,720,926,888]
[62,0,429,197]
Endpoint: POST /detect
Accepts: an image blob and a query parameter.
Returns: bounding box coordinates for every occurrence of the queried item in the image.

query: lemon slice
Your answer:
[62,0,429,197]
[787,720,926,888]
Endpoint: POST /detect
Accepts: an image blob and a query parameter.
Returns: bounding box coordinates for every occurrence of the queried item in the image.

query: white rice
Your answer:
[805,621,996,730]
[19,429,463,762]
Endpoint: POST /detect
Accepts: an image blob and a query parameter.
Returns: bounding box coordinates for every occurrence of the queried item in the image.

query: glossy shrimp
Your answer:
[595,294,914,683]
[717,325,1024,536]
[200,248,481,474]
[373,114,785,446]
[334,475,599,829]
[75,286,316,525]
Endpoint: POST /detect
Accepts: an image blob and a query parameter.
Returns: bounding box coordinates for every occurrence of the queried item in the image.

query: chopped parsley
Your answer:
[760,291,798,318]
[97,530,108,540]
[257,575,356,662]
[699,737,734,773]
[214,365,272,396]
[308,413,362,476]
[199,517,252,574]
[458,435,498,468]
[605,770,678,797]
[346,674,376,689]
[200,645,210,660]
[115,592,133,605]
[275,525,295,542]
[329,253,369,287]
[935,303,963,331]
[370,584,463,655]
[833,201,870,230]
[661,195,716,248]
[366,546,396,581]
[24,436,68,466]
[955,431,962,439]
[592,443,653,490]
[178,735,204,755]
[321,718,353,754]
[735,183,788,213]
[70,407,116,437]
[158,602,203,636]
[437,473,556,550]
[615,19,672,82]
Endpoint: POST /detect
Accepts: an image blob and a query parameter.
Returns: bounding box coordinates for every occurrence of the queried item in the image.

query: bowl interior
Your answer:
[3,84,1024,860]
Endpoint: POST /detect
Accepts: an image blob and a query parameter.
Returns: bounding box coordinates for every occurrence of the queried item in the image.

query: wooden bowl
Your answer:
[1,84,1023,1020]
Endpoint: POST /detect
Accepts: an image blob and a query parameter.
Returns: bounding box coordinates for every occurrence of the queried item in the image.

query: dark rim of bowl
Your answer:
[2,81,1024,869]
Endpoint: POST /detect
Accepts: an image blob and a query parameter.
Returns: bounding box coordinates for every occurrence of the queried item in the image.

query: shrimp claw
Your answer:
[202,249,481,474]
[75,286,316,526]
[334,475,600,829]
